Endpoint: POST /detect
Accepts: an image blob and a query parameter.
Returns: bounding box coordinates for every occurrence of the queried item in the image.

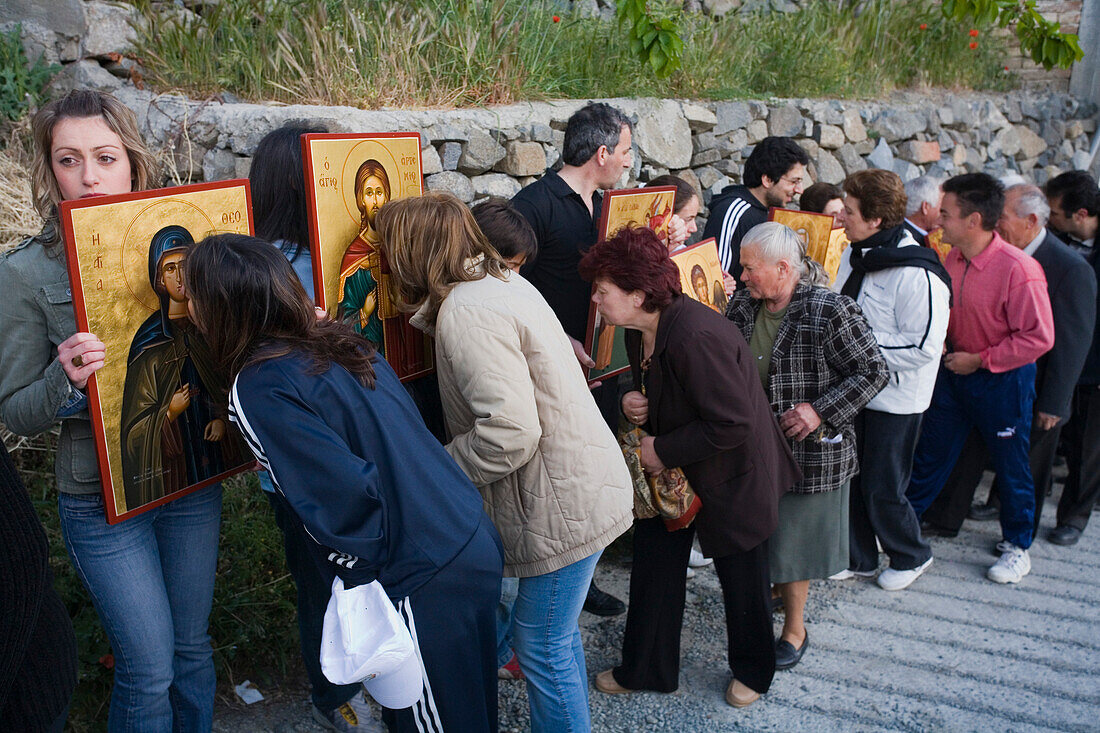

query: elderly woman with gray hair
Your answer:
[726,222,887,670]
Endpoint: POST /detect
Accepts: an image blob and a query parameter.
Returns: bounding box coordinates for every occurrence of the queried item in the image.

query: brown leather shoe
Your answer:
[595,669,633,695]
[725,679,761,708]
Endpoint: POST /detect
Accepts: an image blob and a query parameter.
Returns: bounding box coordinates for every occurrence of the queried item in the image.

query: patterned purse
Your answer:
[617,346,702,532]
[618,423,701,531]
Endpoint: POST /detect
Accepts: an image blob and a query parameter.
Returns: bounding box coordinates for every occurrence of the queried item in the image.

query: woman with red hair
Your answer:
[579,226,801,708]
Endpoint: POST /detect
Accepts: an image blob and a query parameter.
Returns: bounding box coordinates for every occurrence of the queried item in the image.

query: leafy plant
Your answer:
[942,0,1083,69]
[0,25,60,122]
[616,0,684,78]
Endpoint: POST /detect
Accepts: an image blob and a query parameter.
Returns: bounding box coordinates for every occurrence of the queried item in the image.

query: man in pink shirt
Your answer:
[906,173,1054,584]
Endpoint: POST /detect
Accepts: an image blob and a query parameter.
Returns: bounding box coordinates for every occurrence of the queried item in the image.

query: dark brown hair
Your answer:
[471,197,538,261]
[799,182,843,214]
[250,123,327,248]
[646,174,699,214]
[843,169,907,229]
[184,233,376,386]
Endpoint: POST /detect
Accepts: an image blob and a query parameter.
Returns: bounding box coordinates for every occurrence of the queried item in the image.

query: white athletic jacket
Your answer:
[834,232,951,414]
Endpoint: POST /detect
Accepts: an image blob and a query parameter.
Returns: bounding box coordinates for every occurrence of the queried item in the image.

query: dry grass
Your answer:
[129,0,1014,109]
[0,121,39,252]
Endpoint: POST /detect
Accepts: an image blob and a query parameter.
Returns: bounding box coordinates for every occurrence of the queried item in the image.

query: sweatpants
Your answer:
[906,364,1037,549]
[382,519,502,733]
[850,409,931,572]
[923,416,1060,535]
[612,518,775,695]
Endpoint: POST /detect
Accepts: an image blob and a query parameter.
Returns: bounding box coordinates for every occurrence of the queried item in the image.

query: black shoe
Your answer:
[1048,525,1082,546]
[775,632,808,670]
[967,503,998,521]
[584,582,625,616]
[920,520,958,538]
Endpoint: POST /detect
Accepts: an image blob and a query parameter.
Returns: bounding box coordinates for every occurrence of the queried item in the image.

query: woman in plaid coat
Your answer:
[727,222,887,671]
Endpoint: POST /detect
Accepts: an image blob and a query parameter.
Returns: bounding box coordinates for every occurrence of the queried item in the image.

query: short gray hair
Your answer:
[904,175,943,216]
[740,222,829,287]
[1006,183,1050,226]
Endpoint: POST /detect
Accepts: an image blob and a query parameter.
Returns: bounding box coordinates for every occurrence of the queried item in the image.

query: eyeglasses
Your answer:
[780,175,804,187]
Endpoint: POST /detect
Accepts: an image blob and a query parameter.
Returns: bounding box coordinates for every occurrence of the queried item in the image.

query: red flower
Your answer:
[969,29,979,37]
[99,654,115,670]
[1004,65,1009,71]
[969,41,978,50]
[919,23,928,30]
[552,15,560,23]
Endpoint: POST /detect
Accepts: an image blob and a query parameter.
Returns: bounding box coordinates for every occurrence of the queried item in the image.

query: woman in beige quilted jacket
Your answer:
[377,192,633,733]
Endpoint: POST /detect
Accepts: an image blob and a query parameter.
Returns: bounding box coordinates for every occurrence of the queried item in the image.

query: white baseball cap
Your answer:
[320,577,422,709]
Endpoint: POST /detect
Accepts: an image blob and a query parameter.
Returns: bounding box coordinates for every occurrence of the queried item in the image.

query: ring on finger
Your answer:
[71,354,84,368]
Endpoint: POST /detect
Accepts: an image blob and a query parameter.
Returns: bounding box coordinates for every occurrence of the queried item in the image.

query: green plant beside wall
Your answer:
[942,0,1084,69]
[0,25,60,122]
[616,0,684,78]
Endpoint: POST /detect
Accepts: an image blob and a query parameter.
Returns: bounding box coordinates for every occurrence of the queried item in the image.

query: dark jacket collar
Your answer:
[652,293,688,361]
[848,224,909,253]
[542,168,602,207]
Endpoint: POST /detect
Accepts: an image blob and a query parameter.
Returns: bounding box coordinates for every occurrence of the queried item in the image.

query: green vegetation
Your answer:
[943,0,1083,70]
[15,441,301,732]
[0,25,60,121]
[129,0,1015,108]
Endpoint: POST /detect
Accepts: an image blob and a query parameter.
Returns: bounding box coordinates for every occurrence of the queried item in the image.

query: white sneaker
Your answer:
[987,544,1030,584]
[877,557,933,591]
[828,568,877,580]
[689,548,713,568]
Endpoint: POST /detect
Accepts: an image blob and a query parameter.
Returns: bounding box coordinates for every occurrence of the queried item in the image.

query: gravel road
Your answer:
[214,474,1100,732]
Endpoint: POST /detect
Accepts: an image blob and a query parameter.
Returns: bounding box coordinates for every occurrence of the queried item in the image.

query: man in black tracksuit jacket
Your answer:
[701,136,809,280]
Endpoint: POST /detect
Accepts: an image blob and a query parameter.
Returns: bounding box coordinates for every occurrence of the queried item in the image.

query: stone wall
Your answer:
[84,84,1097,234]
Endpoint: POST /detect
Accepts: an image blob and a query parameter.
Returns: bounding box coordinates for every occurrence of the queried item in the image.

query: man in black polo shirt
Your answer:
[512,102,636,616]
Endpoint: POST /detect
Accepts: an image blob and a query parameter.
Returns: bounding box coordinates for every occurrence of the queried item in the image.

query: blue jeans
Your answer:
[907,364,1037,548]
[511,551,600,733]
[58,485,222,733]
[495,576,519,668]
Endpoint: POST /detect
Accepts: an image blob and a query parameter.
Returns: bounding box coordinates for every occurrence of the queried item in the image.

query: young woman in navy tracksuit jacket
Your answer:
[184,232,503,733]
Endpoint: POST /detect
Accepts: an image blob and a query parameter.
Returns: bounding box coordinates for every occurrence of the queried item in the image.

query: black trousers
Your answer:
[850,410,931,572]
[1058,385,1100,531]
[613,517,775,695]
[924,415,1061,535]
[265,491,361,712]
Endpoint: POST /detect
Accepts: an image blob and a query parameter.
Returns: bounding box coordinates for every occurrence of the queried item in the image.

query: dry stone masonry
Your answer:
[80,84,1098,233]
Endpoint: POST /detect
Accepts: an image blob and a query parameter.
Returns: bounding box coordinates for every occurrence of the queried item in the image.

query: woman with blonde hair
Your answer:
[0,89,224,731]
[377,191,634,733]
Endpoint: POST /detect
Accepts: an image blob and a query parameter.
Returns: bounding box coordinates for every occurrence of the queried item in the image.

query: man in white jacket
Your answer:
[832,169,952,591]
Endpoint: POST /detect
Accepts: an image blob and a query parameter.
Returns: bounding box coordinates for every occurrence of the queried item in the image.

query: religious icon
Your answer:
[338,159,388,346]
[584,186,677,384]
[769,207,850,285]
[302,133,433,381]
[59,180,255,523]
[925,227,951,263]
[671,238,727,313]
